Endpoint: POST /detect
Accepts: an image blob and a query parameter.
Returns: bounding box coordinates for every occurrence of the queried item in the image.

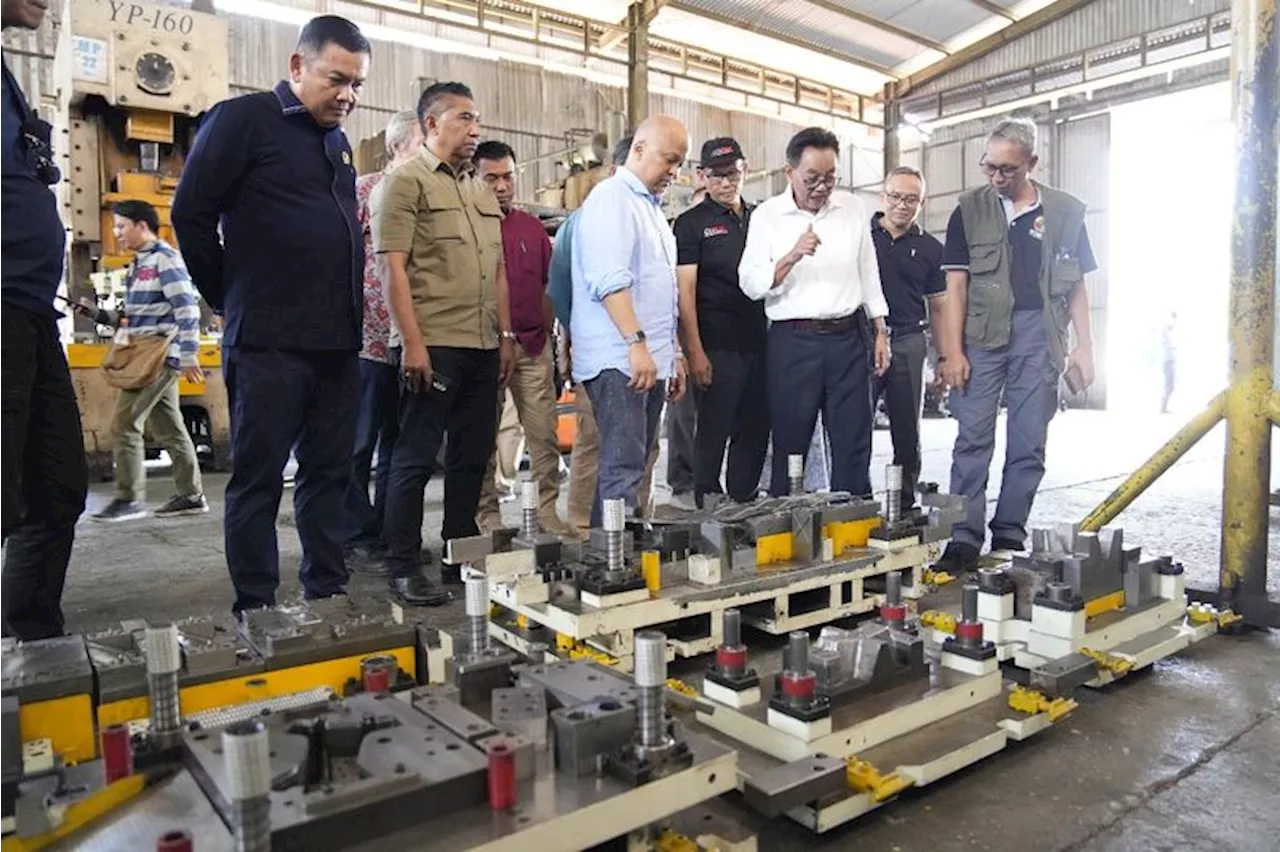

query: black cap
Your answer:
[700,137,744,169]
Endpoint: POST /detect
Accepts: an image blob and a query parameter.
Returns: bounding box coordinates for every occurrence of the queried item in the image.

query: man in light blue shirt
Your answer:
[571,116,689,525]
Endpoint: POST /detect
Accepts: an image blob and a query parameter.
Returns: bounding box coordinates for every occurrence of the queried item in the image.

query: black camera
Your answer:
[21,115,60,186]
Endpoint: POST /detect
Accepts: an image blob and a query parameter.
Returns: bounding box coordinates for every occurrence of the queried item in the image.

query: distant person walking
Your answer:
[1160,312,1177,413]
[83,201,206,522]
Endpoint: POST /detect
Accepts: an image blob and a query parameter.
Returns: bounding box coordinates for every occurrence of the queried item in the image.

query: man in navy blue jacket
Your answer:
[173,16,370,614]
[2,0,89,641]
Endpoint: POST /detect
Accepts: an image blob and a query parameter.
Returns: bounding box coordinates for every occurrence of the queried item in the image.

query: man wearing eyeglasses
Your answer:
[871,166,946,513]
[673,138,767,508]
[739,127,890,499]
[933,117,1097,575]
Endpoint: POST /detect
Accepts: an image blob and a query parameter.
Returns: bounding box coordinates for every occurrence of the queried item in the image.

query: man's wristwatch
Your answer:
[500,330,517,342]
[624,330,647,346]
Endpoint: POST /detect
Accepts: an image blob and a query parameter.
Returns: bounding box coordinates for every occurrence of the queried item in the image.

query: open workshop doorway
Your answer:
[1105,82,1232,415]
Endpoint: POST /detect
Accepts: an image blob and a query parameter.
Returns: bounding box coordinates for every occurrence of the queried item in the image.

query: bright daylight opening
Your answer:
[1106,82,1233,416]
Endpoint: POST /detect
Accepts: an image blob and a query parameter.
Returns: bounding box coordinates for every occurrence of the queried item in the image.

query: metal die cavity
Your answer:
[550,698,635,777]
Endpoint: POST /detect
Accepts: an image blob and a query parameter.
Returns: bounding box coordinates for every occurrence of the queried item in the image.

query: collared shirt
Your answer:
[356,171,393,363]
[502,207,553,357]
[942,186,1096,311]
[547,209,579,329]
[373,145,504,350]
[870,211,945,333]
[739,189,888,322]
[672,196,764,353]
[570,167,679,382]
[120,240,202,369]
[172,81,362,350]
[1,55,65,318]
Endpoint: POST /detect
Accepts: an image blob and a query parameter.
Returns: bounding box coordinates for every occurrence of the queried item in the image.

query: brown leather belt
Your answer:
[773,314,857,334]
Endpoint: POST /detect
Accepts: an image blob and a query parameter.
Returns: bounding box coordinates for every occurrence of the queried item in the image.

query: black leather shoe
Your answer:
[390,575,451,607]
[989,537,1024,554]
[933,541,980,575]
[346,546,390,577]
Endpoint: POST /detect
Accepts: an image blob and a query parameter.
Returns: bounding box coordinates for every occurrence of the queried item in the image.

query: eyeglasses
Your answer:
[884,191,921,208]
[979,157,1024,178]
[800,172,838,189]
[705,170,743,184]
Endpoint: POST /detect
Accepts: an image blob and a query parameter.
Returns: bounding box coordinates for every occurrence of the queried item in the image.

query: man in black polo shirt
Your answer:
[173,16,370,614]
[673,138,768,508]
[2,0,89,641]
[871,166,945,512]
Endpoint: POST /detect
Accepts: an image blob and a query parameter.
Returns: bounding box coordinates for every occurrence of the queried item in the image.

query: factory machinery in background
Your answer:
[0,472,1238,849]
[55,0,232,476]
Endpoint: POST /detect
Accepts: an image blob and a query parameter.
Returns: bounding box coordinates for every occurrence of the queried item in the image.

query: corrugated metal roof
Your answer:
[658,0,1034,81]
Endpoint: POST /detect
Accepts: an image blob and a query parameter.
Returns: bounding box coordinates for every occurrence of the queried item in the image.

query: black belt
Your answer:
[774,314,857,334]
[891,323,927,338]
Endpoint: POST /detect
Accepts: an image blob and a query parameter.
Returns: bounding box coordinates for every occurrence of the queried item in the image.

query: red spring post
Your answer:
[101,723,134,783]
[156,829,194,852]
[487,743,517,810]
[361,655,394,693]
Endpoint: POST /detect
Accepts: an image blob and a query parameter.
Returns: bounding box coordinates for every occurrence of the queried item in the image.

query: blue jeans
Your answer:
[947,310,1059,549]
[223,346,358,612]
[584,369,666,526]
[340,351,400,549]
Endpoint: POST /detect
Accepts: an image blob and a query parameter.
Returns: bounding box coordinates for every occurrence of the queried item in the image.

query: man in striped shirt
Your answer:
[81,200,207,521]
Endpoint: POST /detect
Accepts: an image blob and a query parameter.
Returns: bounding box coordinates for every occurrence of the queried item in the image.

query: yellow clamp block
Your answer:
[845,757,913,803]
[923,568,955,586]
[656,830,700,852]
[1080,647,1133,677]
[755,531,794,567]
[666,678,696,698]
[1008,685,1077,722]
[1217,609,1244,628]
[555,632,576,652]
[567,643,619,666]
[919,609,957,634]
[1186,604,1243,629]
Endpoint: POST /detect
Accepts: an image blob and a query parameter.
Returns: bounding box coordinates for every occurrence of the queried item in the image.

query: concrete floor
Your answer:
[61,409,1280,851]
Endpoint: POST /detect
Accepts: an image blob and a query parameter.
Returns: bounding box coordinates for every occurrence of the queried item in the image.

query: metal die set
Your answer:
[464,473,968,672]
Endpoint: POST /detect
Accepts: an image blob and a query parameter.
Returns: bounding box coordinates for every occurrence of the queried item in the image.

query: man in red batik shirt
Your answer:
[473,140,571,535]
[341,110,422,572]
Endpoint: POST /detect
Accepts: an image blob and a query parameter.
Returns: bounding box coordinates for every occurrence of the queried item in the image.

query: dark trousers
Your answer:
[223,346,359,612]
[341,351,400,549]
[767,322,873,498]
[694,349,770,505]
[871,330,927,509]
[665,386,697,494]
[585,369,666,526]
[1,307,88,640]
[383,347,499,577]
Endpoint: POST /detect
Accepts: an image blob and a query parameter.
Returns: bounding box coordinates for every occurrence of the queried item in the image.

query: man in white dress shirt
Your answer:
[739,127,890,498]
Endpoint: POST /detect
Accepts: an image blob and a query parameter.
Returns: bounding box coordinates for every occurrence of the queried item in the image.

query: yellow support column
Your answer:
[1220,0,1278,626]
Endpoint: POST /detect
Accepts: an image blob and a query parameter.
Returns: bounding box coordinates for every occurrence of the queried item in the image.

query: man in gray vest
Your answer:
[933,118,1097,574]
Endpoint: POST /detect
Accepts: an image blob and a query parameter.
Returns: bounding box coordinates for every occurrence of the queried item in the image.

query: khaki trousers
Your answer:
[566,380,658,536]
[478,344,566,531]
[111,367,202,502]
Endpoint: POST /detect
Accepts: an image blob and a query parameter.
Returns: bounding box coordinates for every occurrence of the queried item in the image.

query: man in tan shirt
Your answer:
[374,80,514,605]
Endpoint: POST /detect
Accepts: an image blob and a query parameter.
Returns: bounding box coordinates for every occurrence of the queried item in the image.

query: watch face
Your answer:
[136,52,177,95]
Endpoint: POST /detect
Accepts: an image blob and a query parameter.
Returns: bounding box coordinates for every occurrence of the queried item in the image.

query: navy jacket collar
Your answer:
[272,81,312,118]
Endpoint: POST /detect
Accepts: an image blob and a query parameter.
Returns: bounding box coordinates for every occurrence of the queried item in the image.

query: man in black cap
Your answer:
[673,138,768,507]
